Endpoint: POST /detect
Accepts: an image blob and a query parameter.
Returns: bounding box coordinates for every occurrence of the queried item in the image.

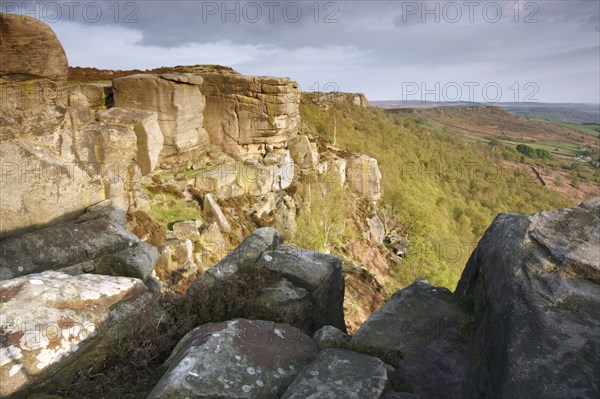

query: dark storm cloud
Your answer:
[3,0,599,102]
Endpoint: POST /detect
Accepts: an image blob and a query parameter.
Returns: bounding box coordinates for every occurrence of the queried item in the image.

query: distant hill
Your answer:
[372,101,600,125]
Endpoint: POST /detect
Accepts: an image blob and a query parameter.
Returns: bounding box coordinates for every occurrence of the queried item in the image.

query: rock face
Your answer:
[147,319,318,399]
[0,217,158,281]
[255,244,347,334]
[312,326,351,351]
[0,271,161,397]
[288,135,319,170]
[0,13,67,81]
[346,155,382,201]
[352,278,471,399]
[455,198,600,399]
[302,92,370,108]
[112,74,207,161]
[281,349,389,399]
[201,73,300,160]
[96,107,164,175]
[187,228,346,335]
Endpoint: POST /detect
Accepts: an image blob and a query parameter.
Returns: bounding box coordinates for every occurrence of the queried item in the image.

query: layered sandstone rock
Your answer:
[97,107,164,175]
[0,14,107,238]
[112,73,208,162]
[201,73,300,160]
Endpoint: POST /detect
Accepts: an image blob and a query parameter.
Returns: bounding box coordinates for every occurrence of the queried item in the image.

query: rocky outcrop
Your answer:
[346,155,382,201]
[147,319,318,399]
[0,207,158,281]
[287,135,319,170]
[201,73,300,160]
[455,198,600,399]
[0,13,67,82]
[312,325,351,351]
[352,278,472,399]
[187,228,346,335]
[281,349,389,399]
[97,107,164,175]
[302,92,370,108]
[112,73,207,163]
[0,271,161,397]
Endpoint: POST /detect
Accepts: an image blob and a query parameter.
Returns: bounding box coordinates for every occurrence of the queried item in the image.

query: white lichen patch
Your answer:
[8,364,23,377]
[242,385,252,393]
[263,255,273,262]
[274,328,285,339]
[256,380,264,387]
[0,346,23,366]
[29,279,44,285]
[247,367,255,375]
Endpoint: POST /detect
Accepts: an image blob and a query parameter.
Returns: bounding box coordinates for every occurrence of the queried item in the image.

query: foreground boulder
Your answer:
[0,271,161,397]
[351,278,471,399]
[147,319,318,399]
[187,228,346,335]
[0,216,158,281]
[281,348,389,399]
[455,198,600,399]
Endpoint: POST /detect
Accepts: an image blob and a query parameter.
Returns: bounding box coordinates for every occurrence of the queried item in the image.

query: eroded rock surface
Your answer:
[147,319,317,399]
[0,271,161,397]
[201,74,300,160]
[455,198,600,399]
[281,348,388,399]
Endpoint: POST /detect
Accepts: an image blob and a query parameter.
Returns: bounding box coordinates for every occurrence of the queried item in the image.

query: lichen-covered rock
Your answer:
[351,279,472,399]
[455,198,600,399]
[75,200,127,226]
[0,271,161,397]
[147,319,318,399]
[155,238,196,286]
[281,349,388,399]
[188,228,282,293]
[312,325,351,351]
[201,73,300,160]
[258,280,312,333]
[0,218,158,281]
[97,107,164,175]
[255,244,346,334]
[346,154,382,202]
[112,74,207,161]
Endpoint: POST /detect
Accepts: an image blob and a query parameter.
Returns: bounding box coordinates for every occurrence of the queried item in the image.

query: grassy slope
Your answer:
[301,102,570,289]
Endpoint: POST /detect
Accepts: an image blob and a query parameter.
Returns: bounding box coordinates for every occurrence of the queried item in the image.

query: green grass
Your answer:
[143,186,203,229]
[531,119,600,137]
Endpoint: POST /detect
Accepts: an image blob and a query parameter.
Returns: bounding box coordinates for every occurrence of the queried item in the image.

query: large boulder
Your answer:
[97,107,164,175]
[201,73,300,160]
[0,271,161,397]
[0,218,158,281]
[112,74,207,161]
[351,278,472,399]
[147,319,318,399]
[0,13,67,82]
[187,228,346,335]
[255,244,346,333]
[287,135,319,170]
[346,154,382,202]
[455,198,600,399]
[281,349,389,399]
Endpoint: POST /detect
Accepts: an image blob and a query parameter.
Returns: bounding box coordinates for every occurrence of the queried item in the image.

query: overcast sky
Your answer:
[5,0,599,103]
